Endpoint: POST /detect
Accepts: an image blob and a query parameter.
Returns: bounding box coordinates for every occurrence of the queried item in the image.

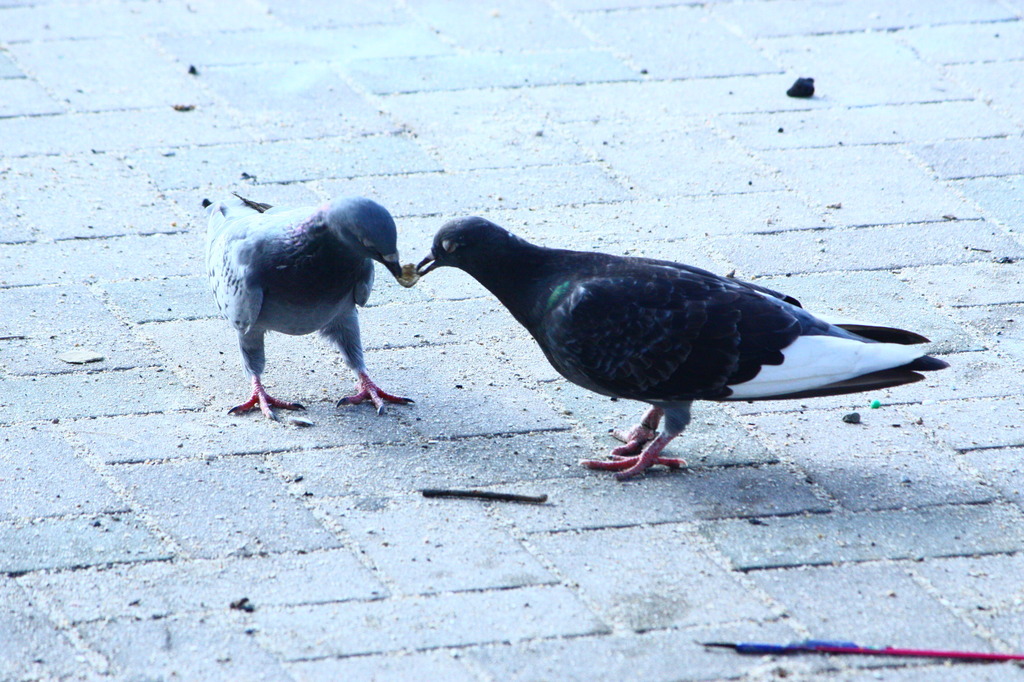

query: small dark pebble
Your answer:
[995,256,1017,264]
[787,77,815,98]
[188,65,199,76]
[842,412,861,424]
[172,104,195,112]
[748,518,767,525]
[201,198,212,208]
[230,597,255,612]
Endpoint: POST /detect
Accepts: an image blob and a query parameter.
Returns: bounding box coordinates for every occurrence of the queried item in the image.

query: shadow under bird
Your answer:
[416,217,949,480]
[205,194,412,419]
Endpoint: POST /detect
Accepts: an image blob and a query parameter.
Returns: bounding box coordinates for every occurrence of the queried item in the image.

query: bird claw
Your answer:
[338,374,412,415]
[228,382,304,420]
[582,432,685,480]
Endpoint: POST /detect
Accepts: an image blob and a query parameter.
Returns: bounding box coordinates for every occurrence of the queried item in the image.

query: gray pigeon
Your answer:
[417,217,948,480]
[205,194,412,419]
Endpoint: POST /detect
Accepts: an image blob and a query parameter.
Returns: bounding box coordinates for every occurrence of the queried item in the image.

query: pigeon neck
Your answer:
[459,241,556,326]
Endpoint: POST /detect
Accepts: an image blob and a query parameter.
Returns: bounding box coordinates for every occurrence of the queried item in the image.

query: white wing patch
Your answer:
[727,335,925,399]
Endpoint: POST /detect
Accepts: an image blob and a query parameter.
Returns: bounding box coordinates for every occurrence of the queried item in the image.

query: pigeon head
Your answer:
[416,217,517,276]
[324,197,403,279]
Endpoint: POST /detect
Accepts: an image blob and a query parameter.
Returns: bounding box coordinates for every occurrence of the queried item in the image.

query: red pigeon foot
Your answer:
[338,372,413,415]
[229,377,304,420]
[581,434,686,480]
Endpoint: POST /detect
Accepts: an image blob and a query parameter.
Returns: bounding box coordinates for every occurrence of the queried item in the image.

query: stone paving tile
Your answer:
[0,76,63,117]
[899,21,1024,65]
[703,503,1024,570]
[411,0,591,51]
[947,61,1024,124]
[358,296,533,351]
[751,563,990,651]
[953,174,1024,233]
[0,201,33,244]
[712,0,1015,38]
[272,431,591,499]
[78,613,292,681]
[527,75,839,124]
[749,408,993,512]
[0,107,251,157]
[22,549,386,623]
[758,32,969,107]
[67,408,415,465]
[136,135,441,191]
[200,62,397,142]
[322,163,632,219]
[909,396,1024,452]
[496,192,828,241]
[159,24,452,68]
[952,302,1024,345]
[530,523,775,631]
[254,585,609,659]
[382,344,572,440]
[100,275,220,324]
[345,50,638,95]
[465,621,805,682]
[0,513,171,574]
[0,581,91,682]
[755,145,981,226]
[840,664,1024,682]
[580,5,779,79]
[265,0,409,28]
[0,424,123,521]
[9,37,210,113]
[0,232,204,288]
[110,457,342,559]
[715,221,1021,280]
[318,494,556,595]
[963,447,1024,509]
[286,650,477,682]
[2,153,180,240]
[718,101,1016,150]
[0,50,23,78]
[382,89,588,171]
[0,284,158,376]
[901,261,1024,307]
[0,0,277,42]
[492,466,827,534]
[915,554,1024,650]
[0,368,202,423]
[911,137,1024,180]
[569,120,784,199]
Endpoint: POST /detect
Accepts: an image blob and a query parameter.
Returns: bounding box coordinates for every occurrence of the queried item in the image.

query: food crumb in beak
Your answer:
[397,263,420,288]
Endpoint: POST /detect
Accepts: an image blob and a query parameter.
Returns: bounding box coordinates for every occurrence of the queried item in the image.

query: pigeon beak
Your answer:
[381,253,403,279]
[416,251,437,276]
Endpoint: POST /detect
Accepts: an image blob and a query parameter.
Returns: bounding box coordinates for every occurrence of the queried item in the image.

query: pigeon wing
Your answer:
[543,273,802,401]
[353,257,374,307]
[206,208,266,334]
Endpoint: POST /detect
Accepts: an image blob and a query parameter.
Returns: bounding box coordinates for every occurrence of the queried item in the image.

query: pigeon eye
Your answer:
[442,239,457,253]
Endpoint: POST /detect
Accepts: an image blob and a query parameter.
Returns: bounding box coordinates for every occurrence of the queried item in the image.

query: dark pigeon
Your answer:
[206,194,412,419]
[416,217,948,480]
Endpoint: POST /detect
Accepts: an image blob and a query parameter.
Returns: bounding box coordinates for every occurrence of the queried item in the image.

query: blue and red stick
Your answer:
[702,639,1024,662]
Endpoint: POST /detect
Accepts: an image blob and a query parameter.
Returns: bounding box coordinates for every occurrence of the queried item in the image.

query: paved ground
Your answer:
[2,0,1024,680]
